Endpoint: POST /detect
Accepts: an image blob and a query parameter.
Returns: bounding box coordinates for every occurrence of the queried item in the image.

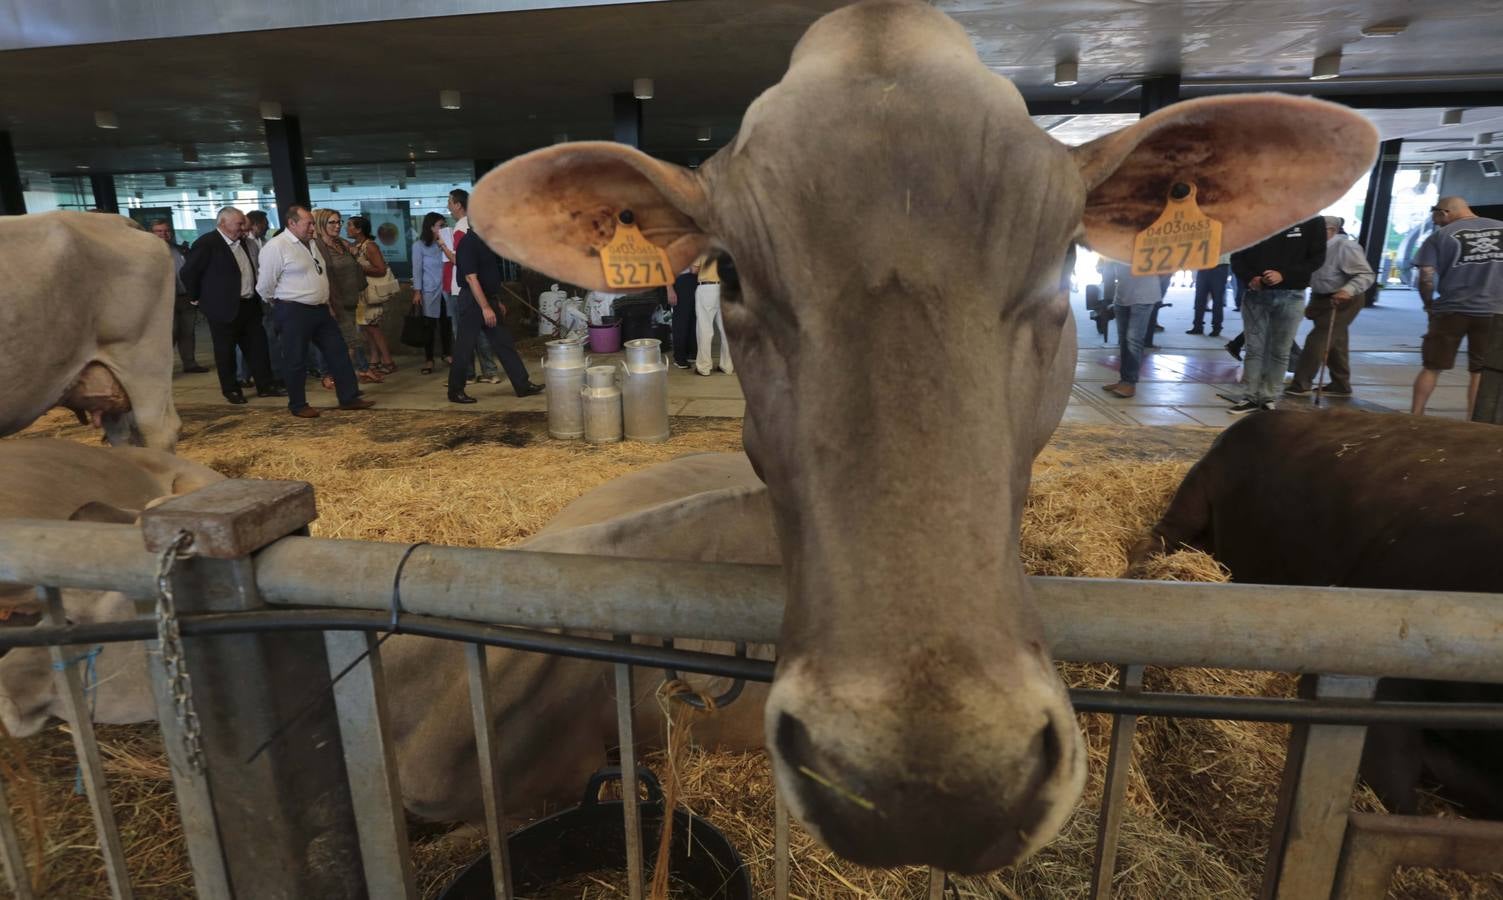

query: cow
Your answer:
[1128,409,1503,819]
[0,211,181,450]
[0,439,222,732]
[465,0,1378,871]
[0,450,775,827]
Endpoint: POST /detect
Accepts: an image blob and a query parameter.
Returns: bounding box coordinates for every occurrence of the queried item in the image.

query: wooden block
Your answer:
[141,480,317,558]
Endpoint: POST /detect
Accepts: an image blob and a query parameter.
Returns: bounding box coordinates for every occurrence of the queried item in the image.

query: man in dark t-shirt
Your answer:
[446,234,543,403]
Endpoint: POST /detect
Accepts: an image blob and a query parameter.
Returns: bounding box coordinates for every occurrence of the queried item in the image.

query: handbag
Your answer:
[400,307,429,348]
[359,241,401,304]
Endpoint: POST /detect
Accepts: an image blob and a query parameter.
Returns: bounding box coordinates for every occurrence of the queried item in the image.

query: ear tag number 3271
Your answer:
[1131,183,1222,276]
[599,211,673,289]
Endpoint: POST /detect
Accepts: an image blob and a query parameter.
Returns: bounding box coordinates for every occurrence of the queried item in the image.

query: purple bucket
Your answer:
[587,318,622,353]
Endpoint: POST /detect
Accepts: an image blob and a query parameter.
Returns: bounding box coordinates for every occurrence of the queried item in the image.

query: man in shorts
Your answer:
[1411,196,1503,416]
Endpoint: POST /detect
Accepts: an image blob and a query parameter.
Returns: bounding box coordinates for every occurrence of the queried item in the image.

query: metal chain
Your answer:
[154,530,206,774]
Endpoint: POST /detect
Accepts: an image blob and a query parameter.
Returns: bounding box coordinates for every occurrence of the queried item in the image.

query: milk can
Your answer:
[581,365,623,444]
[542,340,587,439]
[620,338,670,443]
[538,284,567,337]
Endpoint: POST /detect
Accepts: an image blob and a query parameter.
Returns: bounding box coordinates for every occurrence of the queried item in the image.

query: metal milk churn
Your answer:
[542,339,587,439]
[538,283,567,337]
[581,365,623,444]
[620,338,670,443]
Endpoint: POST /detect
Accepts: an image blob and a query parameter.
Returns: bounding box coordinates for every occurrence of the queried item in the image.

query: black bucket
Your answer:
[438,768,752,899]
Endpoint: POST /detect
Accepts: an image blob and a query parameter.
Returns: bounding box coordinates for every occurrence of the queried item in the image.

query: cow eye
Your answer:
[714,252,741,299]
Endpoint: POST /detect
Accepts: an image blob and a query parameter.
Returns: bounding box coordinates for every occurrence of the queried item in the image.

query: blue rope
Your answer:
[52,645,103,795]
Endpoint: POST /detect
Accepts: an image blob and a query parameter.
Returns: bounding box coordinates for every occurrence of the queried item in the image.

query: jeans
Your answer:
[1115,304,1155,384]
[694,283,733,375]
[448,292,533,396]
[274,302,359,411]
[1192,265,1229,332]
[1241,289,1307,404]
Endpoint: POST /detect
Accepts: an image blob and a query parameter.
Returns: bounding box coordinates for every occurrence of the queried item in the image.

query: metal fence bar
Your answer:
[37,587,135,900]
[1261,674,1377,900]
[0,771,35,900]
[325,631,417,898]
[6,523,1503,683]
[774,784,789,900]
[1089,663,1145,900]
[465,643,515,900]
[1332,813,1503,898]
[613,643,644,900]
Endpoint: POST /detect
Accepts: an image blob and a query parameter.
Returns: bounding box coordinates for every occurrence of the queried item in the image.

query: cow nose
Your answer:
[765,668,1084,874]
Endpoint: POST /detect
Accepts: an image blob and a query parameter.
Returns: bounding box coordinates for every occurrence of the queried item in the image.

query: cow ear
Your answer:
[1071,95,1378,262]
[68,501,140,525]
[470,142,712,291]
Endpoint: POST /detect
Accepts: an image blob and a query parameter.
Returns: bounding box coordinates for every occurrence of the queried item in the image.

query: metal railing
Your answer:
[1,479,1501,899]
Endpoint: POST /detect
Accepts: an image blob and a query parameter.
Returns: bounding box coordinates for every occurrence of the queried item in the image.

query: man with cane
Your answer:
[1286,216,1374,400]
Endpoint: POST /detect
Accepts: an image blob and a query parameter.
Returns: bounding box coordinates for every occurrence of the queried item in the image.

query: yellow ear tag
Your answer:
[598,211,674,289]
[1131,183,1222,276]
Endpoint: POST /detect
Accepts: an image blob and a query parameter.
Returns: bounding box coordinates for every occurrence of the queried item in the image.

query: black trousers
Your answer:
[1192,264,1230,332]
[173,296,200,366]
[672,297,697,364]
[448,292,532,396]
[425,304,453,362]
[274,302,360,412]
[209,298,275,396]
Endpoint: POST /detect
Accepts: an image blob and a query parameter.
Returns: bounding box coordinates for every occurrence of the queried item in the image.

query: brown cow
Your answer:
[468,0,1377,872]
[1131,409,1503,818]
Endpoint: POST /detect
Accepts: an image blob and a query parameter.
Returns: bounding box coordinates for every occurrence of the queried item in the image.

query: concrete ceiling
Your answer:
[2,0,1501,182]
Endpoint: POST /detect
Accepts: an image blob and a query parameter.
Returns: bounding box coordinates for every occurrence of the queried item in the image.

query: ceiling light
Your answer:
[633,77,654,100]
[1441,109,1464,126]
[1360,21,1407,38]
[94,110,118,130]
[440,89,462,110]
[1476,132,1495,146]
[164,174,177,188]
[423,148,438,154]
[181,144,198,163]
[75,164,89,170]
[697,125,712,142]
[259,100,283,120]
[1053,59,1079,87]
[1310,50,1342,80]
[241,169,254,185]
[553,133,569,144]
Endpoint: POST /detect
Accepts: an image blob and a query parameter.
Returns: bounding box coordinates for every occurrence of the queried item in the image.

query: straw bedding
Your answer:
[2,408,1497,899]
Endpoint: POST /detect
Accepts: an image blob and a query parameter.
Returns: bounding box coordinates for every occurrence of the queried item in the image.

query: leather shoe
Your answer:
[449,393,478,404]
[183,364,209,374]
[339,398,377,410]
[291,406,321,419]
[257,388,286,398]
[516,382,545,398]
[225,392,248,405]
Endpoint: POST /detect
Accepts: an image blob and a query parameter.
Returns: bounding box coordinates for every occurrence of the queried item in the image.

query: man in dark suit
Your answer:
[181,206,282,404]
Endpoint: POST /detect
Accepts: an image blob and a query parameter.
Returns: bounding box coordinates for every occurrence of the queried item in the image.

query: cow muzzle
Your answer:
[764,651,1085,873]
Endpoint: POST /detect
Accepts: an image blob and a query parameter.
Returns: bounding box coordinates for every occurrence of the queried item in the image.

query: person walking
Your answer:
[439,188,503,383]
[1286,217,1374,397]
[1227,216,1326,414]
[411,212,453,375]
[256,206,374,418]
[1411,196,1503,416]
[447,221,543,403]
[1186,254,1231,337]
[180,206,281,404]
[1100,259,1159,398]
[348,215,397,374]
[667,263,698,369]
[694,253,733,376]
[151,218,208,374]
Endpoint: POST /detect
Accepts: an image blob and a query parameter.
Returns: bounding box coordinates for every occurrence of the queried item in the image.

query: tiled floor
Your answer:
[169,286,1470,429]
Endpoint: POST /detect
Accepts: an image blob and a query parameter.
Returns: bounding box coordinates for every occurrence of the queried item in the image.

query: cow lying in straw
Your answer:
[1129,409,1503,820]
[0,213,181,450]
[0,448,775,827]
[470,0,1376,871]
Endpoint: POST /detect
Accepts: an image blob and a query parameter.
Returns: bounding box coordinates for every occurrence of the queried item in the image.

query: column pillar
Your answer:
[613,92,643,148]
[89,173,119,212]
[0,132,24,215]
[265,114,310,226]
[1356,138,1402,301]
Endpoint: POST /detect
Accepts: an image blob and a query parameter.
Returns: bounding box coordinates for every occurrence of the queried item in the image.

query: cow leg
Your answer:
[97,346,182,451]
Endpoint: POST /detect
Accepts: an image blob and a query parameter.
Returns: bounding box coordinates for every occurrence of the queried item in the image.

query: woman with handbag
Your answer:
[349,215,399,374]
[410,212,453,375]
[314,208,382,387]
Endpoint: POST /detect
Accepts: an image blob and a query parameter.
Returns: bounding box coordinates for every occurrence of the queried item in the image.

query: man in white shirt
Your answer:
[257,205,375,418]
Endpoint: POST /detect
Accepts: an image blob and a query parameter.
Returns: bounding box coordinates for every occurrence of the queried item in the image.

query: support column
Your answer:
[265,115,310,227]
[1472,314,1503,426]
[473,159,495,183]
[0,132,24,215]
[1138,75,1180,347]
[1357,138,1402,301]
[89,173,118,213]
[613,92,643,148]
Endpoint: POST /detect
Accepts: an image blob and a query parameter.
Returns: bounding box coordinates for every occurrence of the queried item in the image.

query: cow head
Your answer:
[470,0,1376,872]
